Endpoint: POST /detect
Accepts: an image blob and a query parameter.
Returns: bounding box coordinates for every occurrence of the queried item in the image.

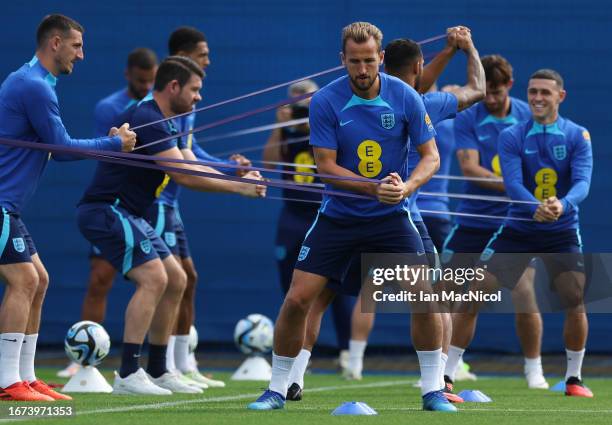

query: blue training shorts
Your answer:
[422,216,452,253]
[296,211,426,288]
[144,202,191,259]
[440,224,498,266]
[327,219,436,296]
[478,225,584,288]
[77,201,172,276]
[0,208,37,264]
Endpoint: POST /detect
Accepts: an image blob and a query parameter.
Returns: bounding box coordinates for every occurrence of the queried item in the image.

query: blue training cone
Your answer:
[331,402,378,415]
[550,380,566,392]
[457,390,493,402]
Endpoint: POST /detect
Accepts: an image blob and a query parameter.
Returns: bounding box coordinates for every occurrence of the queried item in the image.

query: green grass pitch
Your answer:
[3,368,612,424]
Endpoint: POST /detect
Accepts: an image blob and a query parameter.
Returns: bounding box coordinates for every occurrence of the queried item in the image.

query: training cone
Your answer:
[62,366,113,393]
[550,380,566,392]
[457,390,492,402]
[231,356,272,381]
[331,401,378,415]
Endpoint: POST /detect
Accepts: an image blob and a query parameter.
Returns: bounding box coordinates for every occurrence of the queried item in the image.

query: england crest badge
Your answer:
[553,145,567,160]
[381,113,395,129]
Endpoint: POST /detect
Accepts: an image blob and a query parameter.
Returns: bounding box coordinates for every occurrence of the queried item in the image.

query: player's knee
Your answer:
[166,266,187,298]
[138,267,169,297]
[35,268,49,294]
[555,273,585,308]
[512,282,530,298]
[13,271,39,301]
[89,265,115,292]
[283,292,312,316]
[561,287,585,309]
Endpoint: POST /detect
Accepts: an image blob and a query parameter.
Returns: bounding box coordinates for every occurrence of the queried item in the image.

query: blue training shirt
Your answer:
[156,112,235,206]
[453,97,531,229]
[79,98,181,216]
[417,118,455,221]
[309,73,436,218]
[407,92,458,222]
[94,88,138,137]
[499,116,592,232]
[0,56,122,213]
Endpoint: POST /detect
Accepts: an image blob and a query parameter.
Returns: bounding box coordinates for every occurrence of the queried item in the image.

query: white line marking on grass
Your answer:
[0,379,413,422]
[80,380,412,415]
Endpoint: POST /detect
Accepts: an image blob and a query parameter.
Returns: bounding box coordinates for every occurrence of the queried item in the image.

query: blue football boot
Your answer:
[422,390,458,412]
[247,389,286,410]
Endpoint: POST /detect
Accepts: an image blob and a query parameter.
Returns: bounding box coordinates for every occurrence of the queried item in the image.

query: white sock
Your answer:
[417,348,442,395]
[174,335,190,373]
[348,339,367,374]
[166,336,176,372]
[269,352,295,396]
[565,348,585,380]
[445,345,465,382]
[20,334,38,383]
[439,352,448,389]
[287,349,311,388]
[524,356,543,376]
[0,333,24,388]
[187,352,198,372]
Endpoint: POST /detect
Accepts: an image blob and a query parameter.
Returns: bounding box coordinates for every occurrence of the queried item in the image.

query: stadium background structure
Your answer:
[0,0,611,352]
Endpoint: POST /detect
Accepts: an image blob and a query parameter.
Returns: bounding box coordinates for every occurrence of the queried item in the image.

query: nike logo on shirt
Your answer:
[525,149,538,155]
[340,120,353,127]
[478,135,490,141]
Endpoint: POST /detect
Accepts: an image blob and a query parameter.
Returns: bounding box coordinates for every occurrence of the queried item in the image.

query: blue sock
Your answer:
[119,343,141,378]
[146,344,168,378]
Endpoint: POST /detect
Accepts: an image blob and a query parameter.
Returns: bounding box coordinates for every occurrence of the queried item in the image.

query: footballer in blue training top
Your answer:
[249,22,457,414]
[0,14,135,402]
[325,34,486,301]
[441,55,531,265]
[453,95,531,227]
[93,48,157,138]
[299,34,486,398]
[145,28,250,390]
[78,56,265,396]
[479,69,594,398]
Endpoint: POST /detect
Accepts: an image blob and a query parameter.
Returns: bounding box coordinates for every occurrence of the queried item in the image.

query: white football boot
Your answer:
[113,368,172,395]
[525,369,549,389]
[149,371,203,394]
[184,370,225,388]
[342,367,362,381]
[176,371,208,389]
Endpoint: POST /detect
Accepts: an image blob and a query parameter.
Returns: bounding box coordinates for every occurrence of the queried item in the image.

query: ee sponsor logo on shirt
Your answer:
[357,140,382,178]
[534,167,558,200]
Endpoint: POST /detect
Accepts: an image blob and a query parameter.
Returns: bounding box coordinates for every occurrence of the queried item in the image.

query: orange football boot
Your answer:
[29,380,73,400]
[565,377,594,398]
[0,381,54,401]
[443,381,464,403]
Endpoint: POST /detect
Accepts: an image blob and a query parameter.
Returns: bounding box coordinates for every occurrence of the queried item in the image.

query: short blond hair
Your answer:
[342,21,383,53]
